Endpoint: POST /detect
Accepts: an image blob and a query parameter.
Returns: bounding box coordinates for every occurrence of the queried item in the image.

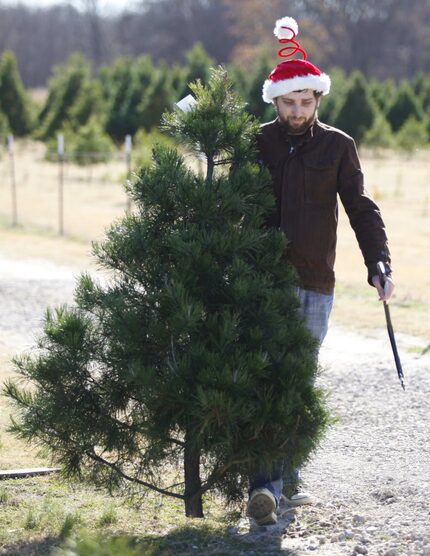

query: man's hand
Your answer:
[372,274,395,302]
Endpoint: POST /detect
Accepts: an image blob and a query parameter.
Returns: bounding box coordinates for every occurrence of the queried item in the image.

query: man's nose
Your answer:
[292,105,303,117]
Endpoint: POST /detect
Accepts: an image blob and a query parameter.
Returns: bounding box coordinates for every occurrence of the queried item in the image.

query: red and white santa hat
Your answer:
[262,16,331,103]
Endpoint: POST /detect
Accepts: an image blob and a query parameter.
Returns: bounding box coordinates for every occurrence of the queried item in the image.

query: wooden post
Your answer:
[57,134,64,236]
[7,134,17,227]
[125,134,132,212]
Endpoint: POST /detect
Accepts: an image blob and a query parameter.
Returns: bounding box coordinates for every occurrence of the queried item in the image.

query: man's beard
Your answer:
[278,107,318,135]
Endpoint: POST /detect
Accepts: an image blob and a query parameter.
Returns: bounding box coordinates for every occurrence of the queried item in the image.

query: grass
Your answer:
[327,149,430,339]
[0,476,281,555]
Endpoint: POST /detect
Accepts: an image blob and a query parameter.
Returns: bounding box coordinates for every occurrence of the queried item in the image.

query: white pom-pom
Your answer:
[274,16,298,40]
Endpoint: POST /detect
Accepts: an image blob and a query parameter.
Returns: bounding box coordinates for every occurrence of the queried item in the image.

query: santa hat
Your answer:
[262,16,331,103]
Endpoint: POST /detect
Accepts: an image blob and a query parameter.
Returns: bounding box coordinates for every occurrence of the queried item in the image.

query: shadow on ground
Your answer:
[0,515,298,555]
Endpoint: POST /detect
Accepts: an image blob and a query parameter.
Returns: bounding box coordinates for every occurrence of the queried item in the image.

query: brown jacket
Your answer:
[257,118,391,294]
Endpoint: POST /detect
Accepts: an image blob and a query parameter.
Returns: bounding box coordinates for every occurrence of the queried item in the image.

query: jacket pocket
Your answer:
[303,158,337,206]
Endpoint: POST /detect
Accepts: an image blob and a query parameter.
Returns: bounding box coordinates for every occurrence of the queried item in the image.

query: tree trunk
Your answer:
[206,155,214,185]
[184,432,204,518]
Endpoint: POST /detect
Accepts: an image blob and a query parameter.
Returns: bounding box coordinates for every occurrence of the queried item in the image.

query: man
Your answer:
[246,16,394,526]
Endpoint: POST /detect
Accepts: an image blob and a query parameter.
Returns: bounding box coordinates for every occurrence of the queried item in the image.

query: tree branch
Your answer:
[86,450,185,500]
[191,457,251,500]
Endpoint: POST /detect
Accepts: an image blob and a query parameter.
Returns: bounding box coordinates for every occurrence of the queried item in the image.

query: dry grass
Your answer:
[333,149,430,340]
[0,140,128,243]
[0,352,50,470]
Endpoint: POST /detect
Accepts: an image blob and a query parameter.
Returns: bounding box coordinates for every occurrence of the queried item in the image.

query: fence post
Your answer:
[57,133,64,236]
[125,134,132,212]
[7,134,17,227]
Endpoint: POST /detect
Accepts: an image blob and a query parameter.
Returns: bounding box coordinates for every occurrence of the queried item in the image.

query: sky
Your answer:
[1,0,140,13]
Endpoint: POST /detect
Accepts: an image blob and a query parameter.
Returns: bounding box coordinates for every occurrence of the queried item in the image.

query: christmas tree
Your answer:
[5,69,329,518]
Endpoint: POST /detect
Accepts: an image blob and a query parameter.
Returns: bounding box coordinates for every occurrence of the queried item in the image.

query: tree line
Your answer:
[0,0,429,88]
[0,47,429,155]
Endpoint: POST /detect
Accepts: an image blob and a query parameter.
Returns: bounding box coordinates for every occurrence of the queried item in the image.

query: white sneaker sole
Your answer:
[247,488,277,520]
[282,492,313,506]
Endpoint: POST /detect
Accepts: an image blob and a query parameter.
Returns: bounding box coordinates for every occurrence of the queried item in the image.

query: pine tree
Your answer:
[0,50,33,136]
[5,69,329,518]
[396,117,428,153]
[178,43,214,100]
[69,117,115,166]
[138,63,175,131]
[412,72,430,110]
[368,77,396,114]
[102,56,155,142]
[245,52,277,123]
[386,81,425,133]
[69,79,105,130]
[0,109,9,137]
[38,53,92,140]
[363,112,395,149]
[318,67,348,126]
[334,71,377,144]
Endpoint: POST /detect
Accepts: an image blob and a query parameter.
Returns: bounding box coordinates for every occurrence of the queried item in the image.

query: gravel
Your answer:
[1,253,429,555]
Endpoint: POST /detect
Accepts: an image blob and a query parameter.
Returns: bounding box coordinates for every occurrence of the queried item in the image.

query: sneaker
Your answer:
[247,487,278,526]
[281,489,313,506]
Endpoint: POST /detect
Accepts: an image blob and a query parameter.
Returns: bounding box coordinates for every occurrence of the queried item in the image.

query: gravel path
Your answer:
[1,254,429,556]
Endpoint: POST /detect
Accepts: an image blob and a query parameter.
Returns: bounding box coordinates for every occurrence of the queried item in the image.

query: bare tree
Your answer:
[0,0,429,87]
[76,0,105,68]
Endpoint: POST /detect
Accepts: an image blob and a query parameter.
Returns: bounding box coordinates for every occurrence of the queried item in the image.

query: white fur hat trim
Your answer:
[262,73,331,103]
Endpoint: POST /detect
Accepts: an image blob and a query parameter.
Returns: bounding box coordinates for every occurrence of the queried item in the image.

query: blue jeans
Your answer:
[249,287,334,502]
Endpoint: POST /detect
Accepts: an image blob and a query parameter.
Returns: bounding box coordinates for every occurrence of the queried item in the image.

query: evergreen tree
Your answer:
[317,67,348,126]
[170,64,187,101]
[363,112,395,149]
[38,53,92,140]
[69,79,105,130]
[411,73,430,135]
[132,128,176,170]
[5,69,329,518]
[386,81,425,133]
[245,53,276,123]
[0,109,9,137]
[0,50,33,136]
[396,116,428,153]
[368,78,396,114]
[138,63,175,131]
[334,71,377,144]
[227,62,249,103]
[412,72,430,107]
[69,117,115,165]
[102,56,155,142]
[178,43,214,99]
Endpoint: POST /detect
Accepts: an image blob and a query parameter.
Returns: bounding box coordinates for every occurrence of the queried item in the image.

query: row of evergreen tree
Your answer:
[1,47,430,155]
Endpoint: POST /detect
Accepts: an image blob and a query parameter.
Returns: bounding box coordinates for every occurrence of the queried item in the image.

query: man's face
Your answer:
[274,90,320,135]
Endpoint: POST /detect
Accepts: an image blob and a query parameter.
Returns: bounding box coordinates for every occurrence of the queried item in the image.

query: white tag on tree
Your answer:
[176,94,197,112]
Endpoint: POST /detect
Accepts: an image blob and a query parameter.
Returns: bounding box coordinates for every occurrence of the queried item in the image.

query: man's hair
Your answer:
[292,89,323,99]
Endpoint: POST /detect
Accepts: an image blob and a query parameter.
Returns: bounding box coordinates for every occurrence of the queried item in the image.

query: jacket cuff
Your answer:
[367,261,392,287]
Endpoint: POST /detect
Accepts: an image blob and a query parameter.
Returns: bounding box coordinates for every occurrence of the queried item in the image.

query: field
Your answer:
[0,142,429,554]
